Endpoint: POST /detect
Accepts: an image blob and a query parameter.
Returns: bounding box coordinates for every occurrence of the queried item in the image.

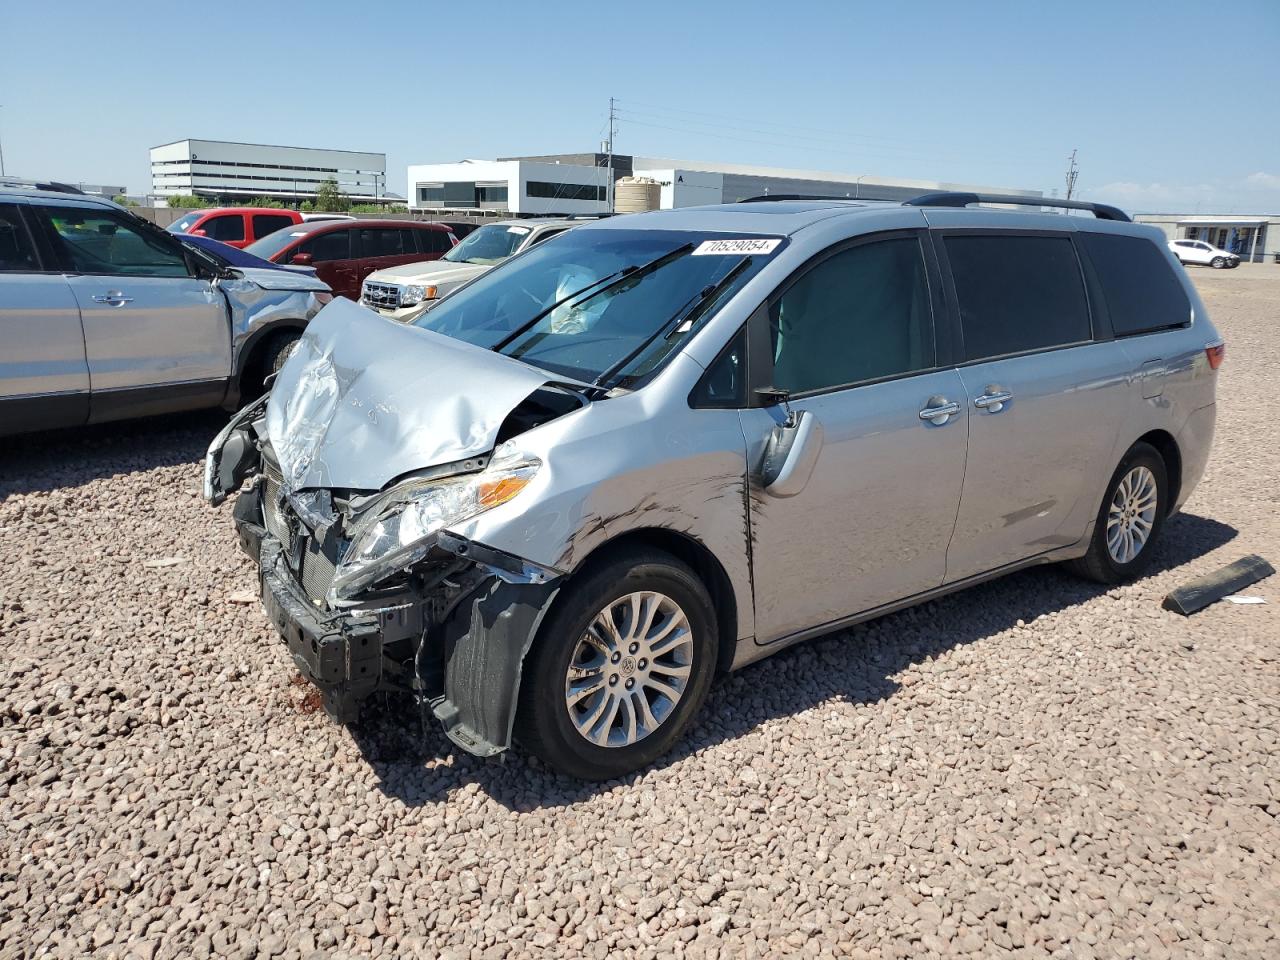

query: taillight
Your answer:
[1205,342,1225,370]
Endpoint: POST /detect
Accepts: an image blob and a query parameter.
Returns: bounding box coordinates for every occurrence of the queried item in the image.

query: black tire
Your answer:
[1211,257,1226,269]
[1066,441,1168,584]
[516,548,718,780]
[263,331,301,376]
[240,331,301,401]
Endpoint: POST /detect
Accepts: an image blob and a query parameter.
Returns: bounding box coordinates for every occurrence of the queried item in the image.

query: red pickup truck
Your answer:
[167,207,304,249]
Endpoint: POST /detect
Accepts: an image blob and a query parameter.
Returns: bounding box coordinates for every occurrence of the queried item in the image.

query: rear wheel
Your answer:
[1066,442,1168,584]
[517,549,718,780]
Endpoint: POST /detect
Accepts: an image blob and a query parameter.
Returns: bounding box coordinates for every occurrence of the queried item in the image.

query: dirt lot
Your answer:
[2,267,1277,960]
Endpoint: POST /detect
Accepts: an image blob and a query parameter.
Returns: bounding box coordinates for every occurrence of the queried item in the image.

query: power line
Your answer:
[615,99,1058,171]
[617,100,933,151]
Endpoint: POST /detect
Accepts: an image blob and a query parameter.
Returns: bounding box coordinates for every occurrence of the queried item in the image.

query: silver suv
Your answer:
[207,193,1222,779]
[359,218,582,322]
[0,182,331,436]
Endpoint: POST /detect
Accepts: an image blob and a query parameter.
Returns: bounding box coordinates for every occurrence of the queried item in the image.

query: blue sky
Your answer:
[4,0,1278,213]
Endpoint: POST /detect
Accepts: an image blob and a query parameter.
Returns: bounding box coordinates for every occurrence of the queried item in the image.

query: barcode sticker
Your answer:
[692,238,782,256]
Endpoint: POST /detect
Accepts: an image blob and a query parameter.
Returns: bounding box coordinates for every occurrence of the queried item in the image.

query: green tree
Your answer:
[112,194,138,208]
[312,177,350,213]
[165,194,211,209]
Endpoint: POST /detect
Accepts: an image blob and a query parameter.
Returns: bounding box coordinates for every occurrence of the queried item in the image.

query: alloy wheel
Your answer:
[563,591,694,748]
[1106,465,1159,564]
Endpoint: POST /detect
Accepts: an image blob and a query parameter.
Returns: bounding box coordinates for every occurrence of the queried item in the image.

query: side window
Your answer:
[418,228,450,254]
[41,205,189,277]
[1079,233,1190,336]
[203,214,245,243]
[359,228,406,258]
[770,236,934,394]
[296,230,350,263]
[0,204,40,272]
[945,234,1090,361]
[528,228,566,247]
[252,214,293,239]
[691,326,748,407]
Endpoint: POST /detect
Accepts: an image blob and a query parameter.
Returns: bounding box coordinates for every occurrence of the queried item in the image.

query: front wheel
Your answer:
[1066,442,1168,584]
[1211,257,1226,269]
[516,549,718,780]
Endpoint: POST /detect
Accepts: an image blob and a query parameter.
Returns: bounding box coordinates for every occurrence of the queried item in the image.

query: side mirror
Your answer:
[190,228,208,238]
[291,252,313,266]
[759,408,824,498]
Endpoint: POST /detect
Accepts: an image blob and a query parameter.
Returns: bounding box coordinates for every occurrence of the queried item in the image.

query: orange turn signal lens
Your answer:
[1205,342,1225,370]
[476,472,534,509]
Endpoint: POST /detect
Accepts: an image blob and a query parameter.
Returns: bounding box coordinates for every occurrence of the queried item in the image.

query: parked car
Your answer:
[360,218,576,321]
[206,194,1221,779]
[167,207,304,249]
[244,219,456,302]
[177,232,318,277]
[300,213,356,222]
[0,185,331,436]
[1169,238,1240,269]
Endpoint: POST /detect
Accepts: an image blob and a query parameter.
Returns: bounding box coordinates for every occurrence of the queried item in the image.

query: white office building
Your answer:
[150,139,387,205]
[407,152,1041,215]
[406,159,610,216]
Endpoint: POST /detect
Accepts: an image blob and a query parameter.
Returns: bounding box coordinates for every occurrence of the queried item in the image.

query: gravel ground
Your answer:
[2,268,1277,960]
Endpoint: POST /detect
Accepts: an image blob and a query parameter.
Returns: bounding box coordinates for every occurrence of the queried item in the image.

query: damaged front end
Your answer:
[204,299,583,756]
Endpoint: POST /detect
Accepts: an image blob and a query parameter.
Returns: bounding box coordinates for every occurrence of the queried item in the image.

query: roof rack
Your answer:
[905,191,1130,222]
[738,194,859,204]
[0,177,86,195]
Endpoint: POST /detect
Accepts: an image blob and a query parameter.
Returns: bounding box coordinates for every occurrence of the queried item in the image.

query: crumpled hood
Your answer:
[366,260,489,285]
[265,298,551,492]
[233,266,330,292]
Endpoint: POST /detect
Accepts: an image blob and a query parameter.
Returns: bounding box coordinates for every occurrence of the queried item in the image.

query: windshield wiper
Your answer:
[491,242,695,353]
[592,256,754,390]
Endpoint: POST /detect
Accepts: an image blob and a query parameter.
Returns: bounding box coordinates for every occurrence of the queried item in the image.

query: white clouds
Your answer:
[1245,171,1280,191]
[1088,173,1280,214]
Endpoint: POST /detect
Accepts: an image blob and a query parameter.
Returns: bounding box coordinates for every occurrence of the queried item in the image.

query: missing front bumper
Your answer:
[238,486,561,755]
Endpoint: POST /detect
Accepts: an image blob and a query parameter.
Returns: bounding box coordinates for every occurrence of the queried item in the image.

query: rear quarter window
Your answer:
[1079,233,1191,336]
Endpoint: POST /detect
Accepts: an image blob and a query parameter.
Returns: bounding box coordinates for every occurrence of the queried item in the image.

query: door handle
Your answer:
[91,291,134,306]
[919,397,960,425]
[973,388,1013,412]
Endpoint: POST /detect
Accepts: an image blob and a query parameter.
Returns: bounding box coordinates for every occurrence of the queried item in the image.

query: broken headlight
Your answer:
[327,447,540,603]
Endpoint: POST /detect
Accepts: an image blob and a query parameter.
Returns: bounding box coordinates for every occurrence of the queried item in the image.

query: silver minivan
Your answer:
[206,194,1222,779]
[0,183,330,435]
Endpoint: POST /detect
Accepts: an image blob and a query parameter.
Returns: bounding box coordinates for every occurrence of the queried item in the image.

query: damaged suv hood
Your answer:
[265,298,552,493]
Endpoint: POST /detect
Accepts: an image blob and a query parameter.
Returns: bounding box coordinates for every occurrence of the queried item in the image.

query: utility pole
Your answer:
[605,97,616,213]
[1064,149,1080,201]
[0,105,6,177]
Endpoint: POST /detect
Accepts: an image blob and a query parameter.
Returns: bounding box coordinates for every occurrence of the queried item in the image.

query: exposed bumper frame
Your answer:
[236,483,563,755]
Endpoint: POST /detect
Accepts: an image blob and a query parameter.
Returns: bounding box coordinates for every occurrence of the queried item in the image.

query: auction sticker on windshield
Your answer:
[692,238,782,256]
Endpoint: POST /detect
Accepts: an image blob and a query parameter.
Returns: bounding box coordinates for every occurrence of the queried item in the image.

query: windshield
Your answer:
[167,213,202,234]
[443,223,530,265]
[414,229,780,385]
[245,227,310,261]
